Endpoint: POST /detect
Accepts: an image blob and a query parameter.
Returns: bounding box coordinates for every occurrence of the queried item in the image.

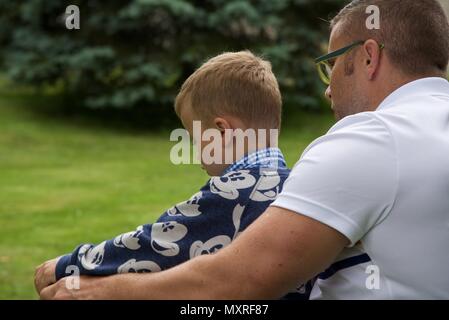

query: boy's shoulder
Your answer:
[166,166,290,218]
[203,166,290,202]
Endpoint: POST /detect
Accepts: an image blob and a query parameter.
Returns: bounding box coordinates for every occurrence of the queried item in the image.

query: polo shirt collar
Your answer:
[377,77,449,111]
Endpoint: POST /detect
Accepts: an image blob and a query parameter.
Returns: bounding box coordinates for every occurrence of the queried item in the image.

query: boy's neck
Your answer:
[229,136,278,163]
[219,144,284,176]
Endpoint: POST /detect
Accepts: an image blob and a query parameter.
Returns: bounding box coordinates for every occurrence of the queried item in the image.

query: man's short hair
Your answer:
[175,51,282,130]
[331,0,449,76]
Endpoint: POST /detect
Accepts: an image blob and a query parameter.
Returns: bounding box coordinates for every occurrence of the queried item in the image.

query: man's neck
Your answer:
[371,73,444,111]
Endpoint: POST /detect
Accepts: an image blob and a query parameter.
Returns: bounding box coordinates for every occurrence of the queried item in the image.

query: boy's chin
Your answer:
[201,164,211,175]
[202,164,225,177]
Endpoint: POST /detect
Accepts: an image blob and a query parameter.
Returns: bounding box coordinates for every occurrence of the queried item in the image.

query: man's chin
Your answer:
[331,107,341,120]
[331,103,348,120]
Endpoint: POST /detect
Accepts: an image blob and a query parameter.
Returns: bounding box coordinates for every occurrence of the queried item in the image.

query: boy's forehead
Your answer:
[178,101,201,131]
[178,102,191,123]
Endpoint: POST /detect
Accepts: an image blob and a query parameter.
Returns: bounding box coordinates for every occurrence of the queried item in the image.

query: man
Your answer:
[40,0,449,299]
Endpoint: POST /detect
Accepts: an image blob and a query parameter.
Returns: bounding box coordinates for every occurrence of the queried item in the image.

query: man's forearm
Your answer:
[41,253,255,300]
[79,254,254,300]
[41,236,284,300]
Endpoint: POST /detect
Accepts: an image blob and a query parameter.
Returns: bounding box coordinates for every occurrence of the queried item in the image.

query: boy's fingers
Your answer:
[34,262,54,293]
[34,263,44,277]
[34,265,45,293]
[35,273,47,294]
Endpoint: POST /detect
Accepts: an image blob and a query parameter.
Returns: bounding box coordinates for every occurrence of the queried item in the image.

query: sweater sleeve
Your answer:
[55,170,261,280]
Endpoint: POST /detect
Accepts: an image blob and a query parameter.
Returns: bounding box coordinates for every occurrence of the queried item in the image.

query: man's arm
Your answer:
[40,206,348,300]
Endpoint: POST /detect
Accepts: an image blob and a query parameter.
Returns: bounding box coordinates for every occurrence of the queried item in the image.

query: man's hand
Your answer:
[40,275,95,300]
[39,274,132,300]
[34,257,60,294]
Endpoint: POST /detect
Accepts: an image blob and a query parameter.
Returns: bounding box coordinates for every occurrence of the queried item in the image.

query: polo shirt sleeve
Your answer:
[271,114,398,246]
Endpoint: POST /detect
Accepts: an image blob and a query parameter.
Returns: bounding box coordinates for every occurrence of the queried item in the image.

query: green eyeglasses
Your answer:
[315,40,385,85]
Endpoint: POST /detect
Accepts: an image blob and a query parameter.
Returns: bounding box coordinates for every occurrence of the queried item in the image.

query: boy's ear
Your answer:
[214,117,234,149]
[213,117,232,133]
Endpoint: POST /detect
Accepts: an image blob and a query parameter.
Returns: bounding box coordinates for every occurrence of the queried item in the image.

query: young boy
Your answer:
[35,51,311,299]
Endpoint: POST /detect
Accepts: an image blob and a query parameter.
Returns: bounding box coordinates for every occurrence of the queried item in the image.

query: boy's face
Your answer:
[178,102,229,177]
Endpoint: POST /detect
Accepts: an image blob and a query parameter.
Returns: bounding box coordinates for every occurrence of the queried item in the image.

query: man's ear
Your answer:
[362,39,382,80]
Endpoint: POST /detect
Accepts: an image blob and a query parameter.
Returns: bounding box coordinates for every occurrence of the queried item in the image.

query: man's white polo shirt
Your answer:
[271,77,449,299]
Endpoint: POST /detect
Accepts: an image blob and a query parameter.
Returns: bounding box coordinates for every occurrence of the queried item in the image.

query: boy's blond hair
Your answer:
[175,51,282,129]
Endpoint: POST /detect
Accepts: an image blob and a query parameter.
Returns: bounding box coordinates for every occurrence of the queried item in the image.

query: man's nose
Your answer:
[325,86,332,100]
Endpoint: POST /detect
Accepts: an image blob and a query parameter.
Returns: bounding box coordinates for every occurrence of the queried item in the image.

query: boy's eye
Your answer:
[328,59,336,68]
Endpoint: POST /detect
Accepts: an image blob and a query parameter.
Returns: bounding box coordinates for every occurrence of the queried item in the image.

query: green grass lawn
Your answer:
[0,92,334,299]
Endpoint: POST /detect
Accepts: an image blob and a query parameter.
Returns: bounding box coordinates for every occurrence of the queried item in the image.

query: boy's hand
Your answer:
[34,257,60,294]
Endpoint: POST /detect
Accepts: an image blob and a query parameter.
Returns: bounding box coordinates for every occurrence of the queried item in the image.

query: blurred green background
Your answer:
[0,0,346,299]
